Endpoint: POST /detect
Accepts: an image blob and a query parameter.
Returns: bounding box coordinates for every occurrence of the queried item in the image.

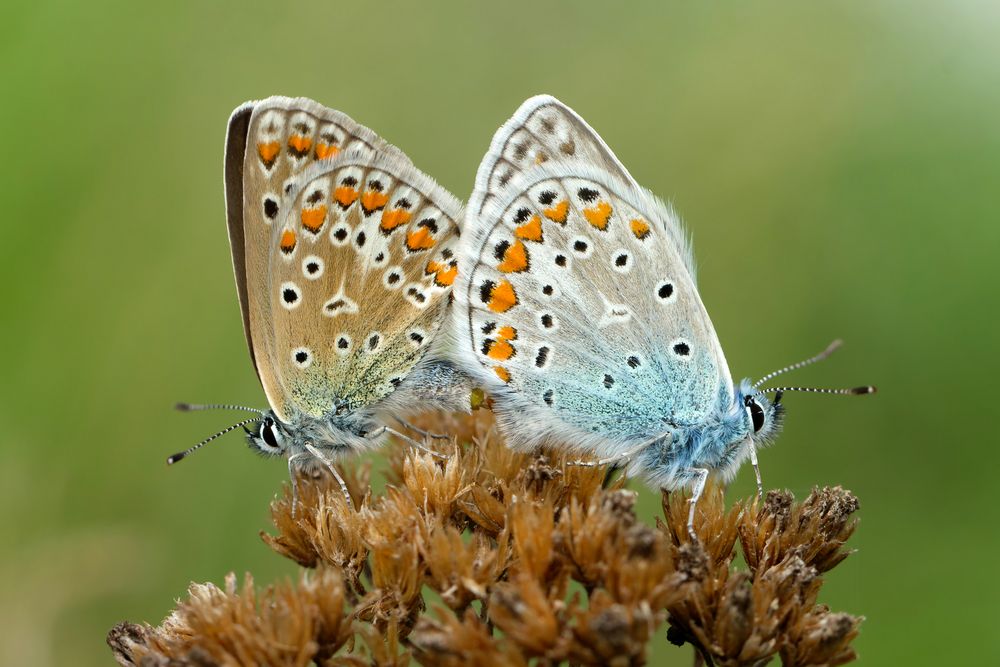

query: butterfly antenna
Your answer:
[175,402,265,415]
[752,339,843,389]
[167,416,261,465]
[757,385,876,396]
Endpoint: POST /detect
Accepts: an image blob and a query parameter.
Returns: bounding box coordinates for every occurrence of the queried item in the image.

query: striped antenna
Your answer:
[757,385,876,396]
[175,402,264,415]
[752,339,843,389]
[167,416,261,465]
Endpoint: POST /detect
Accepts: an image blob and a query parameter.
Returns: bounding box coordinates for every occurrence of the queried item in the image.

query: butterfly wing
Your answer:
[226,98,461,421]
[467,94,693,269]
[456,96,732,456]
[225,97,411,379]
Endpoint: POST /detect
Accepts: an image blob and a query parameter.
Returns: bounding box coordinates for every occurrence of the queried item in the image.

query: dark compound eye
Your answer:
[261,418,280,448]
[745,396,766,433]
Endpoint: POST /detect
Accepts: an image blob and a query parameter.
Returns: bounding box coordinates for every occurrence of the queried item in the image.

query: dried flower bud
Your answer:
[781,606,863,667]
[741,486,860,576]
[489,574,562,658]
[109,569,351,666]
[413,608,529,667]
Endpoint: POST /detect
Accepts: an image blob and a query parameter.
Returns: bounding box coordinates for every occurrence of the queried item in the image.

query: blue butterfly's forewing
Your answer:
[456,97,734,465]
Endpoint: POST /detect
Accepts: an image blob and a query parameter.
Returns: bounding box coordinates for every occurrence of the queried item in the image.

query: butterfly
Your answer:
[454,95,874,537]
[169,96,473,501]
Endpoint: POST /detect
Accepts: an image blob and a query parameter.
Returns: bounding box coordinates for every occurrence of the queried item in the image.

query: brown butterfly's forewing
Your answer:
[225,97,461,422]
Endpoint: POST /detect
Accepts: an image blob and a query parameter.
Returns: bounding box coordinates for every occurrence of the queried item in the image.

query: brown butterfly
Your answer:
[170,97,473,500]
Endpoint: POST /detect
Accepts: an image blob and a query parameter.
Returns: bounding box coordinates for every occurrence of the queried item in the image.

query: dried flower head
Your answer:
[110,411,864,665]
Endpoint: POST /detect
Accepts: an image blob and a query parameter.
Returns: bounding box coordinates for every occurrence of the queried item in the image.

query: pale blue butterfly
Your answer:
[454,95,874,537]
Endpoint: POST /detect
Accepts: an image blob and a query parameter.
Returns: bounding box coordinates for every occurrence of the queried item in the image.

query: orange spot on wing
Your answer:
[380,208,411,233]
[488,280,518,313]
[334,186,359,208]
[514,214,543,242]
[497,326,518,341]
[630,219,651,240]
[406,226,436,251]
[543,200,569,224]
[280,229,297,253]
[497,239,529,273]
[435,263,458,287]
[315,143,339,160]
[583,201,613,230]
[288,134,312,155]
[257,141,280,167]
[425,260,442,275]
[485,338,515,361]
[361,190,389,214]
[494,366,511,383]
[300,206,327,233]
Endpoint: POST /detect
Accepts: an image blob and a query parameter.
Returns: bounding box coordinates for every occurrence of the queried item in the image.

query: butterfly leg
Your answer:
[369,426,451,461]
[393,417,452,441]
[287,452,310,517]
[748,438,764,499]
[566,440,656,468]
[304,444,352,507]
[686,468,710,541]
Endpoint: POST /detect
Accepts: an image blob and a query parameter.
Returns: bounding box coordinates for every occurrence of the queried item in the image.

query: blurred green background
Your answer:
[2,1,997,664]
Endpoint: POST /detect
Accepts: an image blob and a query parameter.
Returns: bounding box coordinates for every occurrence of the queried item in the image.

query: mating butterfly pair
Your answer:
[173,96,873,532]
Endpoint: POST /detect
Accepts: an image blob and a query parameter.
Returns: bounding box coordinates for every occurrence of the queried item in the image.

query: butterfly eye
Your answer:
[260,417,283,450]
[744,397,766,433]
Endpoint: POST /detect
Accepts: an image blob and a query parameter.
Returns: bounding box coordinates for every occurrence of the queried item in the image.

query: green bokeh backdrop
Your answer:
[2,1,997,664]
